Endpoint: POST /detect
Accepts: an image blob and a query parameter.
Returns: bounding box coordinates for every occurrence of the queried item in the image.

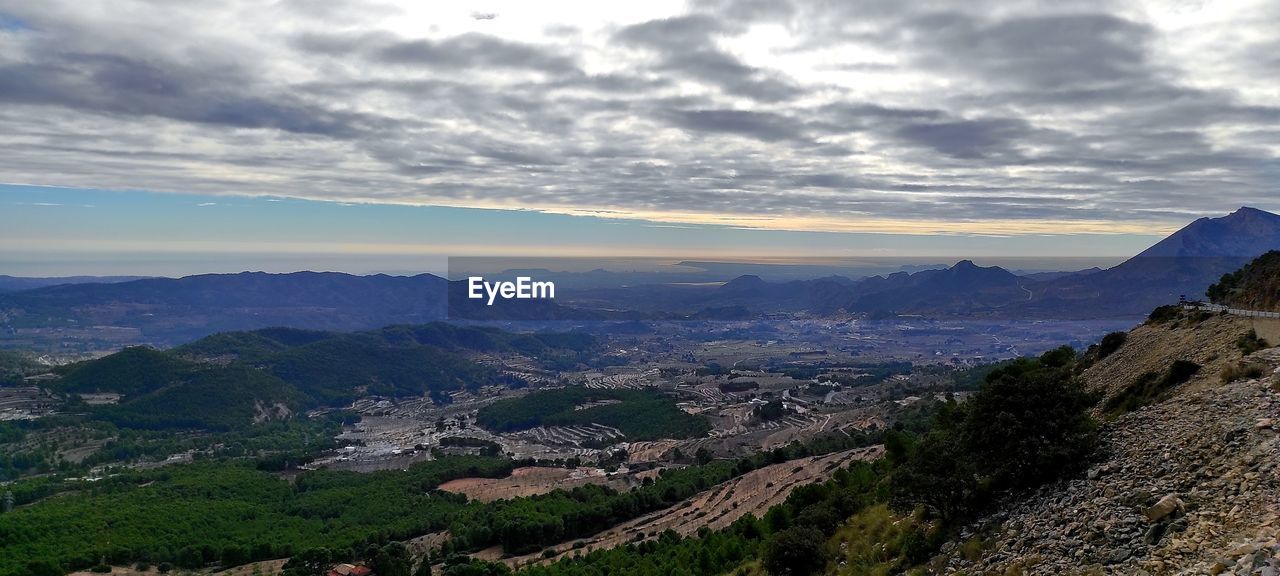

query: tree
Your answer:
[963,360,1097,492]
[368,543,412,576]
[762,526,828,576]
[413,552,433,576]
[25,561,63,576]
[283,548,333,576]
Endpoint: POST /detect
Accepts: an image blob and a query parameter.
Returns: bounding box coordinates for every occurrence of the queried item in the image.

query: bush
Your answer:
[763,526,829,576]
[1096,332,1127,360]
[1103,360,1200,416]
[891,355,1098,524]
[90,566,112,574]
[1237,330,1270,356]
[1146,305,1181,325]
[1221,362,1267,384]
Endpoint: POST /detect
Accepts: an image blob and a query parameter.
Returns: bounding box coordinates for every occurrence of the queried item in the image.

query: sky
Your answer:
[0,0,1277,275]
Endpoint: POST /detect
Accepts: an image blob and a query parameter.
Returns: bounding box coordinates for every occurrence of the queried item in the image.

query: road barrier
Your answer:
[1187,303,1280,319]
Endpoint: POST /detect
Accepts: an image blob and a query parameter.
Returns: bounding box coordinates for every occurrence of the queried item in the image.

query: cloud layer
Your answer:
[0,0,1277,234]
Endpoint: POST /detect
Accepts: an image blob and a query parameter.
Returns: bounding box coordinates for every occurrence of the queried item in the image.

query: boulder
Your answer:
[1144,493,1186,523]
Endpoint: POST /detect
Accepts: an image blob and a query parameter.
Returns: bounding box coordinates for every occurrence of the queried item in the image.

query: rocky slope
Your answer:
[933,312,1280,575]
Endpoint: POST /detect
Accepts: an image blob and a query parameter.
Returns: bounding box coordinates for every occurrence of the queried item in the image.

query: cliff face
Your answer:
[932,311,1280,575]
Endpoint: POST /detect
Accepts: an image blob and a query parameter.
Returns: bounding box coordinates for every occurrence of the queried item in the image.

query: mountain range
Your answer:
[2,207,1279,344]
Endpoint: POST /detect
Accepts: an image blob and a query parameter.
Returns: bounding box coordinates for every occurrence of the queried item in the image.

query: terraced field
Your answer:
[490,445,885,569]
[438,466,660,502]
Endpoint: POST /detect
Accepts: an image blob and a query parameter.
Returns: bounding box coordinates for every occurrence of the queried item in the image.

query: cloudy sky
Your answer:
[1,0,1278,274]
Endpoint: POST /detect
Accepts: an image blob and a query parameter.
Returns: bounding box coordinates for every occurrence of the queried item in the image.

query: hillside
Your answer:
[930,308,1280,574]
[48,322,598,429]
[1208,250,1280,311]
[53,348,306,430]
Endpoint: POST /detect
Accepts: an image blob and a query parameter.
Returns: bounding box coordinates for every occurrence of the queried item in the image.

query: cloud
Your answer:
[0,0,1275,236]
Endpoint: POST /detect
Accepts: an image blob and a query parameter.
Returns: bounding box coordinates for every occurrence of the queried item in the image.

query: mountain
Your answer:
[0,275,150,293]
[846,260,1031,314]
[0,271,449,344]
[48,322,599,430]
[1132,206,1280,258]
[1036,207,1280,316]
[1018,267,1103,282]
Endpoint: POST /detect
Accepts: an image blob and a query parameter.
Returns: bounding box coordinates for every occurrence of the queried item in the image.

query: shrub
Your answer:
[1237,330,1270,356]
[763,526,829,576]
[1221,362,1267,384]
[1096,332,1127,360]
[891,355,1098,524]
[90,566,112,574]
[1146,305,1181,325]
[1103,360,1200,416]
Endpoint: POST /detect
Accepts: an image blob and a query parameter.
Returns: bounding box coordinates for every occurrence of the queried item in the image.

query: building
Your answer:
[327,564,374,576]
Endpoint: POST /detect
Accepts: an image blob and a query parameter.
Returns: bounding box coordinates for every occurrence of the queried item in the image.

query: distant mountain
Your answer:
[633,208,1280,319]
[1132,207,1280,258]
[0,271,448,344]
[0,275,150,293]
[847,260,1030,314]
[1018,268,1103,282]
[1037,207,1280,316]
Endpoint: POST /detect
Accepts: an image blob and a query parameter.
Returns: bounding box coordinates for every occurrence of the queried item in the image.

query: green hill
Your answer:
[264,336,496,405]
[54,347,194,397]
[45,323,598,431]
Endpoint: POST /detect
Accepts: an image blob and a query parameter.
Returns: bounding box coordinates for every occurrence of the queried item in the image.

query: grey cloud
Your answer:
[0,0,1277,231]
[374,33,579,74]
[894,118,1031,159]
[663,109,807,143]
[614,15,801,102]
[0,52,379,137]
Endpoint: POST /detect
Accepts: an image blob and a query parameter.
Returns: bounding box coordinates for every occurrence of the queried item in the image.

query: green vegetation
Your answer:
[1221,361,1267,384]
[0,349,44,385]
[42,323,598,433]
[1207,250,1280,310]
[1237,329,1271,356]
[1095,331,1128,360]
[520,459,889,576]
[1,428,883,575]
[1102,359,1200,416]
[828,504,934,575]
[0,412,354,482]
[0,456,514,576]
[475,387,710,441]
[889,346,1098,525]
[515,349,1098,576]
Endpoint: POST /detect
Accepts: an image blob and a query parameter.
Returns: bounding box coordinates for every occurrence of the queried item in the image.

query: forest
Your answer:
[0,426,885,576]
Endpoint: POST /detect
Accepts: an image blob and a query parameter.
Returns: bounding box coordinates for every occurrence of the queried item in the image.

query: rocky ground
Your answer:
[935,315,1280,575]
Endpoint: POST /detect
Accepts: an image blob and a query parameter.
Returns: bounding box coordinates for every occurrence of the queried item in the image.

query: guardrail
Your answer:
[1186,303,1280,319]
